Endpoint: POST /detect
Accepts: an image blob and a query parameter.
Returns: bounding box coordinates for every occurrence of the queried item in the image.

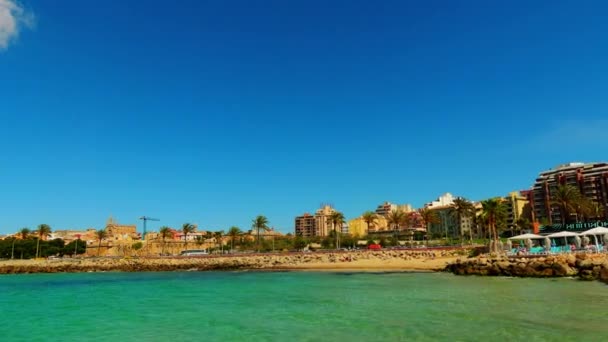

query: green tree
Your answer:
[35,224,52,258]
[181,223,195,249]
[64,239,86,256]
[159,226,172,255]
[214,231,224,253]
[515,217,531,235]
[327,211,345,249]
[481,198,507,253]
[418,208,440,240]
[550,184,582,224]
[96,229,107,256]
[227,226,241,251]
[386,209,407,242]
[293,235,307,250]
[362,211,378,233]
[19,227,31,240]
[252,215,269,252]
[451,197,475,242]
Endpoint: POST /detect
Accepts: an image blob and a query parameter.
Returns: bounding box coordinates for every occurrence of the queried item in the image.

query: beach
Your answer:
[0,249,463,274]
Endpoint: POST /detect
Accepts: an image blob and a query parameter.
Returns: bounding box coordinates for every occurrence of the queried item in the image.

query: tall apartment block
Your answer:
[294,205,338,237]
[528,162,608,224]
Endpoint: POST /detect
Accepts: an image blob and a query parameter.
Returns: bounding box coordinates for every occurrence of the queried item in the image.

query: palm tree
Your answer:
[418,208,440,238]
[214,231,224,253]
[35,224,52,258]
[252,215,269,252]
[159,226,172,255]
[451,197,475,242]
[228,226,241,251]
[181,223,195,249]
[19,227,30,240]
[481,198,507,253]
[551,184,582,224]
[386,210,405,232]
[361,211,378,233]
[96,229,107,256]
[327,211,346,249]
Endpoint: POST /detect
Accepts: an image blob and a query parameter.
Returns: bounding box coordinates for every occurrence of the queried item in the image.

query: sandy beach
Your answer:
[0,250,464,274]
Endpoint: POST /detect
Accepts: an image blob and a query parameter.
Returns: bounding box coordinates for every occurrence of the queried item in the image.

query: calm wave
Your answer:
[1,272,606,341]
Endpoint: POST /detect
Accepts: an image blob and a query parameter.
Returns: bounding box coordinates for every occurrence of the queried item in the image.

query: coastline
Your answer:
[0,250,462,275]
[445,252,608,284]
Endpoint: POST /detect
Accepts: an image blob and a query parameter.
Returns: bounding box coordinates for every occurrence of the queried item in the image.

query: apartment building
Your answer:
[528,162,608,224]
[294,205,339,237]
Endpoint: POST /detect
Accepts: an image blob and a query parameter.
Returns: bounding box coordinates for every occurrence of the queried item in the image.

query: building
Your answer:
[425,193,455,209]
[315,205,337,236]
[375,201,413,217]
[528,162,608,225]
[106,217,139,241]
[51,229,97,243]
[347,218,367,237]
[502,191,532,231]
[295,213,317,237]
[294,205,340,237]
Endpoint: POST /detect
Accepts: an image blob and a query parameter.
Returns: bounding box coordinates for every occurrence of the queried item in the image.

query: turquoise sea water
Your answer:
[1,271,607,341]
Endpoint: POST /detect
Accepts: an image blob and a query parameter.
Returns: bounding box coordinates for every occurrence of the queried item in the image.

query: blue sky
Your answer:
[1,0,607,234]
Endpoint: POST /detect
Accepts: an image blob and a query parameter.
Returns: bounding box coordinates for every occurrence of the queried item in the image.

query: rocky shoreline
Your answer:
[445,253,608,284]
[0,249,464,274]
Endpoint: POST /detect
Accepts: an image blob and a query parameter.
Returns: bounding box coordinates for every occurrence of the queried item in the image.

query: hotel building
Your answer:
[528,162,608,224]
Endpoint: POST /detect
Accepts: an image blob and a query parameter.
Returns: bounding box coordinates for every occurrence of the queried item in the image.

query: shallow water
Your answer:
[0,271,606,341]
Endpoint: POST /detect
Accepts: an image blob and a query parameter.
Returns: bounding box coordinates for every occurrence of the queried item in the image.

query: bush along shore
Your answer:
[0,249,465,274]
[445,253,608,284]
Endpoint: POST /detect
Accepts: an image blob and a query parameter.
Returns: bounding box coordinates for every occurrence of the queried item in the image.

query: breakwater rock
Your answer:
[445,253,608,283]
[0,249,466,274]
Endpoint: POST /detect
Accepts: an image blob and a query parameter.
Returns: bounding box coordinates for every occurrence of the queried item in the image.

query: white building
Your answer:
[425,193,455,209]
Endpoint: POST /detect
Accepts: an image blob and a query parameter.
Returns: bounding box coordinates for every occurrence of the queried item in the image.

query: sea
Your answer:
[0,271,606,341]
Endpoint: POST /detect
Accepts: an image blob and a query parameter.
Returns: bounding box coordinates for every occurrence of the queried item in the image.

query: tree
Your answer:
[550,184,582,224]
[327,211,345,249]
[228,226,241,251]
[14,227,30,259]
[386,210,405,231]
[361,211,378,233]
[19,227,30,240]
[35,224,52,258]
[214,231,224,253]
[181,223,195,249]
[451,197,475,242]
[252,215,269,252]
[515,217,531,235]
[96,229,107,256]
[293,236,307,250]
[159,226,172,255]
[418,208,440,240]
[481,198,507,253]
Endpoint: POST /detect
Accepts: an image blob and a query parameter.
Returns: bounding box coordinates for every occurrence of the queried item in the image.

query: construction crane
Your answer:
[139,216,160,241]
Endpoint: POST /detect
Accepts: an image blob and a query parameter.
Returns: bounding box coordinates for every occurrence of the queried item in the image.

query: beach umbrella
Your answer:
[544,237,551,250]
[525,239,532,250]
[547,231,579,248]
[508,233,543,240]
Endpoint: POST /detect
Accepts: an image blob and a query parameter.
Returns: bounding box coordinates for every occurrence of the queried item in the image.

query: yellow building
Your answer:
[348,218,367,237]
[503,191,532,229]
[348,215,389,236]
